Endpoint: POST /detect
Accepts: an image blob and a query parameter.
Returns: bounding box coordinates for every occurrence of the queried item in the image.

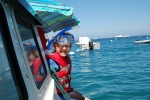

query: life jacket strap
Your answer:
[60,64,70,72]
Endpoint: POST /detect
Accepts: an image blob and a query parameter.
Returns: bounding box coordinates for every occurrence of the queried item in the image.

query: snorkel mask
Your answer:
[46,27,74,50]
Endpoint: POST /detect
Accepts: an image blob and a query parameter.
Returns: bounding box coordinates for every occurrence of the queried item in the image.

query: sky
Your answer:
[51,0,150,39]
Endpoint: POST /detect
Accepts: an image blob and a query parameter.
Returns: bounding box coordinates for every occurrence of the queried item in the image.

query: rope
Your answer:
[50,67,71,100]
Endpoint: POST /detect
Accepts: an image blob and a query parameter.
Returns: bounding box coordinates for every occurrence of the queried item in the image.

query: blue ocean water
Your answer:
[70,36,150,100]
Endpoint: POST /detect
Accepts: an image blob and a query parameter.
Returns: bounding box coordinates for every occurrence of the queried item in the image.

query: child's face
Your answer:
[29,53,36,61]
[54,42,70,57]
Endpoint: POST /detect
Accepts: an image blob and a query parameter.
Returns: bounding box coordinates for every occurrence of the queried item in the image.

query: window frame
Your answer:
[14,10,48,89]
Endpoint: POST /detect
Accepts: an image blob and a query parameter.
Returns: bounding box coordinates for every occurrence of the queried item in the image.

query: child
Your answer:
[46,30,90,100]
[26,48,45,86]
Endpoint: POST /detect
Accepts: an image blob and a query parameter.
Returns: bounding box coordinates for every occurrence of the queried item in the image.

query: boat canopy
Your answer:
[24,0,80,33]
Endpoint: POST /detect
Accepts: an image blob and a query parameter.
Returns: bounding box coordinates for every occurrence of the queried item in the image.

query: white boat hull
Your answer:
[135,40,150,44]
[76,37,100,50]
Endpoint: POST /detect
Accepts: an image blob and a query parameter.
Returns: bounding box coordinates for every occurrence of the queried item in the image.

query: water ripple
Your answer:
[71,36,150,100]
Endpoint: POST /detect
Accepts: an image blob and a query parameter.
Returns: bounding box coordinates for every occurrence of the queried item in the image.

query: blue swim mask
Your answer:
[46,27,74,50]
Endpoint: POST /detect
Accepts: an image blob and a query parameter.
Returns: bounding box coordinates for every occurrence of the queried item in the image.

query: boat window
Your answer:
[14,11,47,89]
[0,11,19,100]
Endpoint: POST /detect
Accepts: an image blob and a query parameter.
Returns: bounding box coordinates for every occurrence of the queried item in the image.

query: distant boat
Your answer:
[114,35,130,38]
[93,38,98,40]
[135,39,150,44]
[69,51,75,55]
[76,37,100,50]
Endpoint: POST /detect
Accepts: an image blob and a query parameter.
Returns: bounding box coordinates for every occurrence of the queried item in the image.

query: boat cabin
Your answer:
[0,0,57,99]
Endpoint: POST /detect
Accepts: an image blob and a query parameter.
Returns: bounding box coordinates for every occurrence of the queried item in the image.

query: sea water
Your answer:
[70,35,150,100]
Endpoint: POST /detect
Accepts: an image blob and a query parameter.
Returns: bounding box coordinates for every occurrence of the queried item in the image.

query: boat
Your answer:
[0,0,79,99]
[69,51,75,55]
[135,39,150,44]
[76,37,100,50]
[114,35,130,38]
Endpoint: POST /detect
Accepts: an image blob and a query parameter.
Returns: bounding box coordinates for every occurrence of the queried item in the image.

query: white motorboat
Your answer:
[76,37,100,50]
[114,35,130,38]
[135,39,150,44]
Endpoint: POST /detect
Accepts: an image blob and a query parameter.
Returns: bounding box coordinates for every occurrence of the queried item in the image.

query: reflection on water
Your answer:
[0,33,19,99]
[0,69,19,100]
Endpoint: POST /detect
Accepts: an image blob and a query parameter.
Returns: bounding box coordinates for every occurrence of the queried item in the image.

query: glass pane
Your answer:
[14,11,47,89]
[0,27,19,99]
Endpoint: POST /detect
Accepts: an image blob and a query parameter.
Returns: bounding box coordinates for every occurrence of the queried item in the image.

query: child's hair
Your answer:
[26,48,38,61]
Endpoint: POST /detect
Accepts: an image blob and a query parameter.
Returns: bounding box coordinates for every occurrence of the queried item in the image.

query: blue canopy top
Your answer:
[25,0,80,33]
